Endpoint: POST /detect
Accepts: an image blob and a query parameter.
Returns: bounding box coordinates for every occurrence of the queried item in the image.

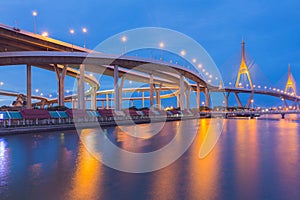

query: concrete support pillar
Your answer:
[204,87,210,107]
[156,88,161,109]
[26,64,32,109]
[106,94,109,109]
[196,83,200,109]
[72,98,76,109]
[283,99,288,108]
[186,86,191,110]
[223,92,230,108]
[90,87,97,110]
[78,64,85,109]
[114,65,120,111]
[149,73,154,107]
[41,99,46,109]
[245,91,254,108]
[179,75,185,111]
[142,92,145,108]
[119,77,125,110]
[234,92,243,107]
[176,94,180,108]
[54,65,67,107]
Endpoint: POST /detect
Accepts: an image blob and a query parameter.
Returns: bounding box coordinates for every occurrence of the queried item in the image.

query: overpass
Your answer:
[0,23,299,111]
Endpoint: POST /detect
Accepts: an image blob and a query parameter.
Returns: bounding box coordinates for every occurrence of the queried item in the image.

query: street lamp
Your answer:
[0,81,4,86]
[251,99,254,109]
[159,42,164,60]
[82,28,87,48]
[70,29,75,51]
[121,36,127,54]
[32,11,38,33]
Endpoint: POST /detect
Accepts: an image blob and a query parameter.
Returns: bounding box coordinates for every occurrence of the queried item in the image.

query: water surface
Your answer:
[0,117,300,200]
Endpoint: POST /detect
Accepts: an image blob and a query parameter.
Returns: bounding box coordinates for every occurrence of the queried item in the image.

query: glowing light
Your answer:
[70,29,75,34]
[202,69,205,72]
[41,31,48,37]
[192,58,197,63]
[0,81,4,86]
[121,36,127,43]
[35,89,39,93]
[198,64,202,68]
[180,50,186,56]
[32,11,38,16]
[159,42,164,48]
[49,94,53,98]
[209,75,213,78]
[82,27,87,33]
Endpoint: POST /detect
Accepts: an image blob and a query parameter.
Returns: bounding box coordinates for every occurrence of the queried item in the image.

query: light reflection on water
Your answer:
[0,118,300,200]
[0,138,9,194]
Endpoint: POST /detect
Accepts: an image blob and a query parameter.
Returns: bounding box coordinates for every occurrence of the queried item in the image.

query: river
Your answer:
[0,116,300,200]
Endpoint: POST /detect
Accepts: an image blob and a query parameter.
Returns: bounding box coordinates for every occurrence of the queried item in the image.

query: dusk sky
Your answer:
[0,0,299,106]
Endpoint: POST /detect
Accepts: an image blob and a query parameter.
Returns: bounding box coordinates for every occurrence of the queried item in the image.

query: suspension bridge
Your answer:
[0,23,299,120]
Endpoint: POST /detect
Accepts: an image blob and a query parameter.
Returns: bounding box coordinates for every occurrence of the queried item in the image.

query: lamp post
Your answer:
[32,11,38,33]
[82,28,87,48]
[121,36,127,54]
[70,29,75,51]
[251,99,254,109]
[159,42,164,61]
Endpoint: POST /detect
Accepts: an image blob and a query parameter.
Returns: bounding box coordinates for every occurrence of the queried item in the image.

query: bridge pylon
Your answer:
[235,38,253,89]
[284,64,297,95]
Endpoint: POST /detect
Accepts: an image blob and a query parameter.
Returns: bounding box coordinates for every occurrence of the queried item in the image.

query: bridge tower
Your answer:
[235,39,253,89]
[284,64,297,95]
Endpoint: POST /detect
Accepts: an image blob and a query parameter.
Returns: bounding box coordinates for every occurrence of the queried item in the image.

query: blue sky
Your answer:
[0,0,299,107]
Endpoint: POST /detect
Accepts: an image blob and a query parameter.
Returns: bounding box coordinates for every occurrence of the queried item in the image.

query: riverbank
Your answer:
[0,115,201,136]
